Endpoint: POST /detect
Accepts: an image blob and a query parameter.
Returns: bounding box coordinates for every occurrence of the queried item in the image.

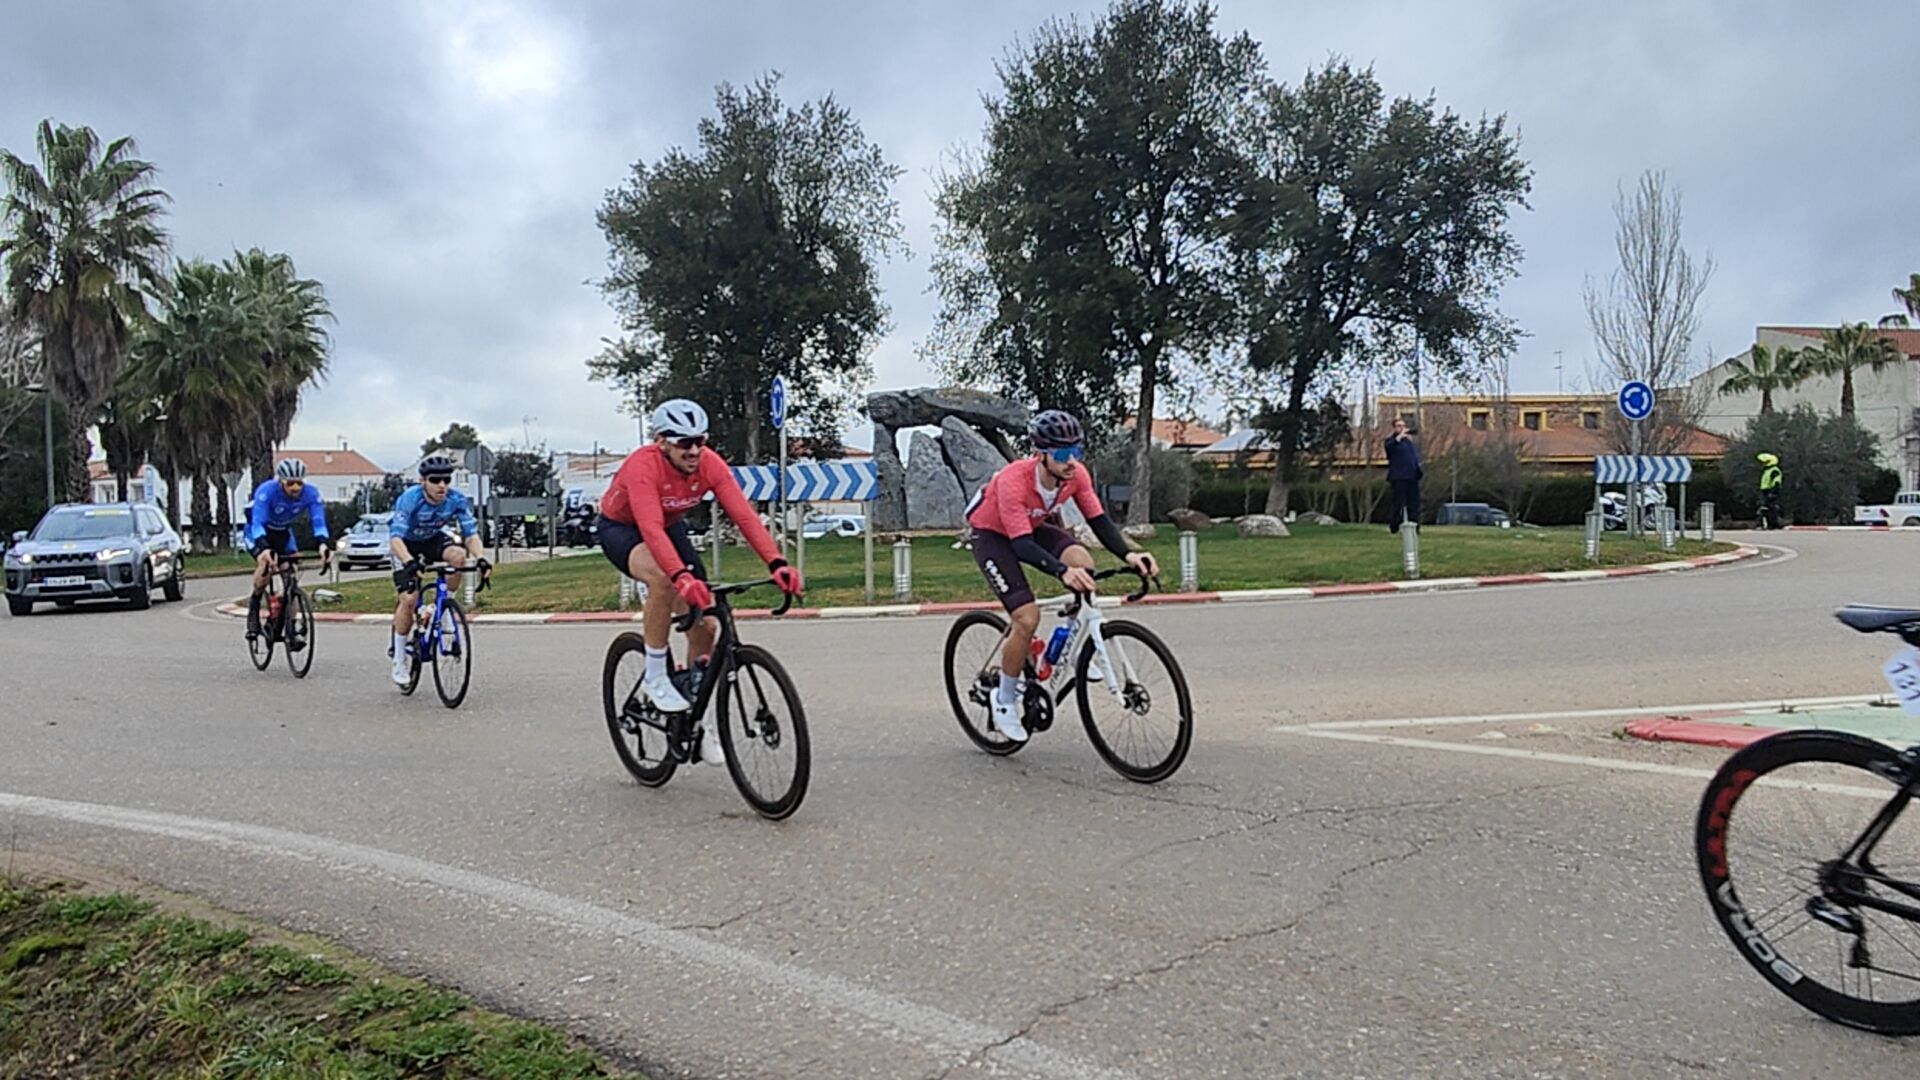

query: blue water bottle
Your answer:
[1044,623,1073,665]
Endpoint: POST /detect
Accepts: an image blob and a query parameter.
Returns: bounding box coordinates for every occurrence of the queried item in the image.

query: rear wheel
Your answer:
[717,644,810,820]
[248,589,276,671]
[943,610,1025,756]
[603,632,677,786]
[431,597,472,708]
[284,589,315,678]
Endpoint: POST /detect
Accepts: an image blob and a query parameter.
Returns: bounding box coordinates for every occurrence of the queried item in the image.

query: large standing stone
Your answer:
[939,416,1008,505]
[866,391,914,429]
[909,387,1030,433]
[905,431,967,529]
[870,422,908,531]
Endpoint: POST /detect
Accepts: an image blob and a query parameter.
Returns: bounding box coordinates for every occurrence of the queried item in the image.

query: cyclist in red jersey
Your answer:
[965,409,1157,742]
[598,399,803,764]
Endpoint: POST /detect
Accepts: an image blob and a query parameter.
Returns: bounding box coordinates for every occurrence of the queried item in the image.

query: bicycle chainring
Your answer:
[1024,682,1055,733]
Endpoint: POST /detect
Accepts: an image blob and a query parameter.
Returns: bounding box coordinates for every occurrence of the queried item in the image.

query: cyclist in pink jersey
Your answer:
[964,409,1157,741]
[598,399,803,764]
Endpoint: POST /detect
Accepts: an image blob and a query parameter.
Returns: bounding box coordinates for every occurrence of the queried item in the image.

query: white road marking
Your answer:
[1284,694,1887,732]
[0,791,1132,1080]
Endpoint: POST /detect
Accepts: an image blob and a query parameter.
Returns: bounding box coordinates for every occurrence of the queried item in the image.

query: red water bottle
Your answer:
[1029,637,1053,681]
[267,594,282,621]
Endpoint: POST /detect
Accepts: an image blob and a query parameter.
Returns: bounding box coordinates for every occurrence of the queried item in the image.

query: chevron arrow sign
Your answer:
[1594,455,1693,484]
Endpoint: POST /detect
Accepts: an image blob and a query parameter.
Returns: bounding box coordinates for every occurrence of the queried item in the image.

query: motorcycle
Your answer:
[1599,486,1668,532]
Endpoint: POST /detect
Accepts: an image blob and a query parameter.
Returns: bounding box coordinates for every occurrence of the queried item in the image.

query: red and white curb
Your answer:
[1787,524,1920,532]
[212,545,1759,626]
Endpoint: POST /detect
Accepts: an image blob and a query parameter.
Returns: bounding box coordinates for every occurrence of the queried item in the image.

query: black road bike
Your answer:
[247,554,322,679]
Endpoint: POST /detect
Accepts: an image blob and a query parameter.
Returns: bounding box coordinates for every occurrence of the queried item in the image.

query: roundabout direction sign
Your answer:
[1618,380,1654,422]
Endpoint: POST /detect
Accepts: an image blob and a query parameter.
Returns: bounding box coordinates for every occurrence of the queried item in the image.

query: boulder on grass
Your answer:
[1167,508,1212,533]
[1237,514,1291,539]
[1123,523,1158,541]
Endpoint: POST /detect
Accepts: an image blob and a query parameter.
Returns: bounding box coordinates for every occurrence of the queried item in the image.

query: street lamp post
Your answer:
[25,382,53,507]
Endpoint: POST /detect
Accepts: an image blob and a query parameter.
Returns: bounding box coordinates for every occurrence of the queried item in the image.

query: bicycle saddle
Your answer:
[1835,605,1920,634]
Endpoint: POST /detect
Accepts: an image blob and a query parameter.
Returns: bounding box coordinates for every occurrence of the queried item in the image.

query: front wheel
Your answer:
[125,564,152,610]
[942,609,1025,756]
[1696,730,1920,1034]
[6,595,30,617]
[602,632,677,786]
[162,559,185,602]
[284,588,315,678]
[431,597,472,708]
[717,644,810,820]
[1075,620,1193,783]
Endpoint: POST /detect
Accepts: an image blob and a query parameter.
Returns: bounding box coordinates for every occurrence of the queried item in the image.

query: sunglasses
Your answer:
[1046,446,1084,464]
[282,479,305,488]
[423,475,452,486]
[666,435,707,450]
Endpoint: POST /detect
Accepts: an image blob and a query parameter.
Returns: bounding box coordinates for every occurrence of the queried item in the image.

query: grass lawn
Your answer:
[314,524,1735,613]
[184,550,262,578]
[0,876,645,1079]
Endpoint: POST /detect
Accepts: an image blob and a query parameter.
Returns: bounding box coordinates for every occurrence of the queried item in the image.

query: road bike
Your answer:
[602,580,810,820]
[394,559,489,709]
[1696,603,1920,1033]
[943,566,1192,783]
[247,554,324,679]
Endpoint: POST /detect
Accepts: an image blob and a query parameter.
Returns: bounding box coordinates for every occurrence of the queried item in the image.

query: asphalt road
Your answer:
[3,531,1916,1078]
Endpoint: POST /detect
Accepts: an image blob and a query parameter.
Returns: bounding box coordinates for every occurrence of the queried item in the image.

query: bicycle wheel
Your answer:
[283,589,316,679]
[602,632,677,786]
[942,609,1025,756]
[248,589,276,671]
[1697,729,1920,1034]
[716,644,810,820]
[1074,620,1192,783]
[430,597,472,708]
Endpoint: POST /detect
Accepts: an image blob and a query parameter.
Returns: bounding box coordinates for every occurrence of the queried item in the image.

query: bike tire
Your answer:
[1696,729,1920,1034]
[1074,620,1193,783]
[717,644,810,820]
[248,589,276,671]
[431,596,472,709]
[602,632,677,787]
[284,588,316,679]
[942,609,1025,756]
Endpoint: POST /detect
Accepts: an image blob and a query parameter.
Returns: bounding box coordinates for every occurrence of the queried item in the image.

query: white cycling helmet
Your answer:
[275,457,308,480]
[650,398,710,439]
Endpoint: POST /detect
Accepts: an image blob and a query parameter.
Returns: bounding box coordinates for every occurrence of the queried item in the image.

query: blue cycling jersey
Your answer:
[246,478,329,543]
[389,486,477,543]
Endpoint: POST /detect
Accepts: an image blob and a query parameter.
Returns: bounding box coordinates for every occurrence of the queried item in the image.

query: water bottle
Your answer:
[1044,622,1073,665]
[1028,637,1052,682]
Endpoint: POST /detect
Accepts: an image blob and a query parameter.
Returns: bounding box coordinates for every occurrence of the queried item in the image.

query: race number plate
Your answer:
[1883,648,1920,716]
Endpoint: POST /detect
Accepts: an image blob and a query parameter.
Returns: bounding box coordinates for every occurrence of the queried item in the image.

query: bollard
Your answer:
[1701,501,1715,543]
[1584,511,1602,561]
[464,566,476,607]
[892,537,913,600]
[710,524,722,581]
[1660,506,1677,551]
[1178,531,1198,593]
[1401,521,1419,580]
[618,573,634,611]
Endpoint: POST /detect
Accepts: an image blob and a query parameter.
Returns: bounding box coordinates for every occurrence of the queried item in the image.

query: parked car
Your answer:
[1855,491,1920,527]
[1434,502,1512,528]
[5,503,186,615]
[802,514,867,540]
[338,513,394,569]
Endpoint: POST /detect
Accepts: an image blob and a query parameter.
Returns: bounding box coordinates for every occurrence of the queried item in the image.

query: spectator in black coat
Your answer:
[1385,417,1423,533]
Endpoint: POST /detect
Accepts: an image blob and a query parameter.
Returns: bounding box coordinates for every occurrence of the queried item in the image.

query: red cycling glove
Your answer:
[672,569,712,611]
[769,559,804,596]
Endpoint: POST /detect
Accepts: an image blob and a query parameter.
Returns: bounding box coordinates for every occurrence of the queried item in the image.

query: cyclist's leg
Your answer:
[971,529,1040,676]
[667,521,717,661]
[597,519,674,649]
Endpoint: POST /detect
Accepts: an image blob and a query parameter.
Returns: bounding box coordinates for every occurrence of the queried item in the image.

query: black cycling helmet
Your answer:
[1028,409,1083,450]
[418,453,457,478]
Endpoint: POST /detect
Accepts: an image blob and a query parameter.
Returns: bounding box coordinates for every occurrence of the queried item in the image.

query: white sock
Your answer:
[645,645,670,681]
[998,673,1019,704]
[393,632,407,658]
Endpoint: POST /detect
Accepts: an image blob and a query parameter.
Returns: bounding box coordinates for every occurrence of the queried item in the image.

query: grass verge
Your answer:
[0,876,645,1079]
[309,524,1735,613]
[184,551,264,579]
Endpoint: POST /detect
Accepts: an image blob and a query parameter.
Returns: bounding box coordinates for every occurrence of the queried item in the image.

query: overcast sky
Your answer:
[4,1,1914,473]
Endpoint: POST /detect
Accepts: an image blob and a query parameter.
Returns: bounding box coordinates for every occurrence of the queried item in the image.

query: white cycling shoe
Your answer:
[642,671,691,713]
[991,697,1030,742]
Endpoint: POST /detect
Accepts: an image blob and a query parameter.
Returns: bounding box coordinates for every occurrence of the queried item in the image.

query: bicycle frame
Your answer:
[617,582,792,756]
[1820,770,1920,922]
[1023,568,1153,706]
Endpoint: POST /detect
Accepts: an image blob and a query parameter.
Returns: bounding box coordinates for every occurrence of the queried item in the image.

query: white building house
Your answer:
[1691,325,1920,485]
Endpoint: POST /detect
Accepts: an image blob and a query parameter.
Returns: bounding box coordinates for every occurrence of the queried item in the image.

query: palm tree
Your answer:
[1804,322,1904,420]
[226,248,332,487]
[124,260,269,543]
[1895,274,1920,326]
[1717,342,1805,415]
[0,120,171,499]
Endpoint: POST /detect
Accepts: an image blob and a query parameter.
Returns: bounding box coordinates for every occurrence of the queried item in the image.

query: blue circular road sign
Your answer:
[1618,380,1654,421]
[770,375,788,431]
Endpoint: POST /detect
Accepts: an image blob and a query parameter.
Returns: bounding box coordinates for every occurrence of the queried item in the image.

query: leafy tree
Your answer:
[352,472,409,514]
[1717,342,1804,415]
[1722,405,1880,524]
[592,74,902,464]
[0,383,70,537]
[421,422,480,457]
[928,0,1262,524]
[0,120,171,499]
[1801,322,1902,420]
[491,448,556,498]
[1232,60,1530,516]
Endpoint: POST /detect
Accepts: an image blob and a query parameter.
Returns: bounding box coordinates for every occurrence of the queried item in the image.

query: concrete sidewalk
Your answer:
[1626,698,1917,749]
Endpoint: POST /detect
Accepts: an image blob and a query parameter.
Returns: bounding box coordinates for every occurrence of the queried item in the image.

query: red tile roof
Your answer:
[1125,416,1226,448]
[1769,325,1920,358]
[275,449,384,476]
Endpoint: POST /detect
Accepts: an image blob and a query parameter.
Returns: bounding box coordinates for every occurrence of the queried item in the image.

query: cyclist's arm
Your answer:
[304,487,332,548]
[1069,468,1132,561]
[706,455,781,565]
[452,496,485,563]
[387,491,417,562]
[1083,514,1132,561]
[1010,535,1069,578]
[245,483,271,543]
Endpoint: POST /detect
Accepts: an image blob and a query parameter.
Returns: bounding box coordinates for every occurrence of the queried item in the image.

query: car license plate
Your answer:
[45,575,86,587]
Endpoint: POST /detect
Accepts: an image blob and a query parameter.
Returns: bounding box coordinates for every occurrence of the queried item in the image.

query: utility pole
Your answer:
[1554,350,1565,393]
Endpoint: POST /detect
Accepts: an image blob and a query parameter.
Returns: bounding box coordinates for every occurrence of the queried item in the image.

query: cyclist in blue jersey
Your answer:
[386,453,490,685]
[246,458,333,640]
